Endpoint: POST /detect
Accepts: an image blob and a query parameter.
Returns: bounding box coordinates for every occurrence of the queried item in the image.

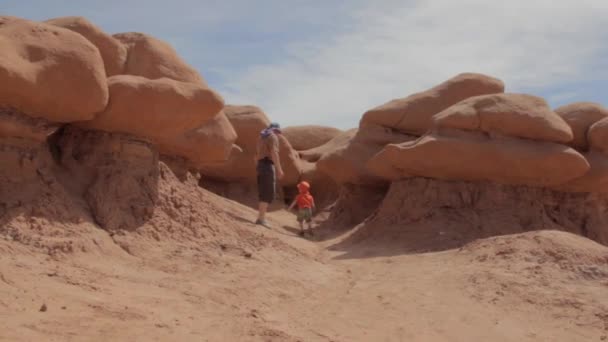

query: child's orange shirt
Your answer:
[295,192,314,209]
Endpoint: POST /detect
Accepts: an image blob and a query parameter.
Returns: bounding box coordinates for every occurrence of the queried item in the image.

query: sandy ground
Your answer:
[1,207,608,342]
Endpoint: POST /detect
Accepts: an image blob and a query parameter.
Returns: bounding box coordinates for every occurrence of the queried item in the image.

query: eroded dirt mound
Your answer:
[458,231,608,333]
[332,177,608,254]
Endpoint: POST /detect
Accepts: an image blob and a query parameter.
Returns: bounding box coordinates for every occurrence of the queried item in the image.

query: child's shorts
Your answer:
[297,208,313,223]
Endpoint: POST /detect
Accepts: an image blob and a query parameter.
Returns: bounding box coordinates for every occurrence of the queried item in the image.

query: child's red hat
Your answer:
[297,181,310,192]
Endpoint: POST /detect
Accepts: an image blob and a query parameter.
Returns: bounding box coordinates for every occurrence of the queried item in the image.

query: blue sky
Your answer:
[2,0,607,129]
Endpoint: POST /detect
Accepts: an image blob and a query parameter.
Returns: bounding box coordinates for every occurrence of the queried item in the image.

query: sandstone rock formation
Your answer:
[77,75,231,165]
[556,102,608,151]
[282,125,343,151]
[114,32,206,85]
[299,128,357,162]
[318,73,505,186]
[0,16,108,122]
[79,75,223,138]
[45,16,127,76]
[367,132,588,186]
[200,105,301,186]
[588,116,608,154]
[361,73,505,136]
[433,93,573,143]
[160,112,238,167]
[344,178,608,250]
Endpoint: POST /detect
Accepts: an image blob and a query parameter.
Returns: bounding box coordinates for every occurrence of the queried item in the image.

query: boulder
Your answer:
[316,135,389,185]
[0,16,108,122]
[299,128,357,162]
[555,102,608,151]
[45,16,127,76]
[587,117,608,153]
[367,131,589,186]
[434,93,573,143]
[113,32,205,85]
[360,73,504,136]
[315,127,417,185]
[282,125,343,151]
[200,105,301,185]
[79,75,224,139]
[322,73,503,185]
[555,151,608,193]
[159,111,237,167]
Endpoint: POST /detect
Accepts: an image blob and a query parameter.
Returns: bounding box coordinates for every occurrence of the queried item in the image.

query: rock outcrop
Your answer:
[588,117,608,154]
[367,132,588,186]
[79,75,223,138]
[77,75,231,165]
[45,16,127,76]
[318,73,505,185]
[344,178,608,250]
[556,102,608,151]
[113,32,206,85]
[200,105,301,186]
[361,73,505,136]
[0,16,108,122]
[160,112,238,167]
[433,93,573,143]
[282,125,343,151]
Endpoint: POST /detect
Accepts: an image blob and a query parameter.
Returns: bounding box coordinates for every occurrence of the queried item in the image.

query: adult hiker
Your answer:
[255,122,284,227]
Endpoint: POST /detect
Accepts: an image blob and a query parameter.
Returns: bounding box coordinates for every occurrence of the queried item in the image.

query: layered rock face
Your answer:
[325,73,608,243]
[348,178,608,251]
[0,15,236,238]
[198,105,305,207]
[282,125,343,151]
[367,93,587,185]
[317,73,505,185]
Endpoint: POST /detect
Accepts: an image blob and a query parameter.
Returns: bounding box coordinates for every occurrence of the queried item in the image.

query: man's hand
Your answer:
[277,168,285,180]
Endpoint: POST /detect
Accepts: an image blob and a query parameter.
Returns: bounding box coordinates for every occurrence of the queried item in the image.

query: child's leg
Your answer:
[306,209,314,235]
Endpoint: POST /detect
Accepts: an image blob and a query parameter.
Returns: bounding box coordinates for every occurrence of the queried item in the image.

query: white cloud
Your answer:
[218,0,608,129]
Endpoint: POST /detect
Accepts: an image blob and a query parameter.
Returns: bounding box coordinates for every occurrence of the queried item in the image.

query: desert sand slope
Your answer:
[2,190,607,342]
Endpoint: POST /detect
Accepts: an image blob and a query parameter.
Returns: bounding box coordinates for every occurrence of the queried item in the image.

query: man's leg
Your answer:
[256,162,275,227]
[257,202,268,222]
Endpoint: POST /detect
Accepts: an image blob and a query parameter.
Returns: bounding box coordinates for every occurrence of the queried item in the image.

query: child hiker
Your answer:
[288,181,316,236]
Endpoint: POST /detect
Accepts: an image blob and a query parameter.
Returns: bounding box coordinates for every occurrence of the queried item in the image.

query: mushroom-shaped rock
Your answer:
[0,16,108,122]
[113,32,205,85]
[282,125,343,151]
[299,128,357,163]
[316,135,391,185]
[315,127,417,185]
[79,75,224,139]
[555,102,608,151]
[199,105,301,185]
[367,131,589,186]
[45,16,127,76]
[434,93,573,143]
[361,73,504,136]
[587,117,608,154]
[555,151,608,193]
[159,111,237,166]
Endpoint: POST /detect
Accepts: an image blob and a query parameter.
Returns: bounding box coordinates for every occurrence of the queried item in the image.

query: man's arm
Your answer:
[270,135,284,179]
[254,136,260,161]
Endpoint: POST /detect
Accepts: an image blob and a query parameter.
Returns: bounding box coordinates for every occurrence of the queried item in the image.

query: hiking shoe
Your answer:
[255,219,271,229]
